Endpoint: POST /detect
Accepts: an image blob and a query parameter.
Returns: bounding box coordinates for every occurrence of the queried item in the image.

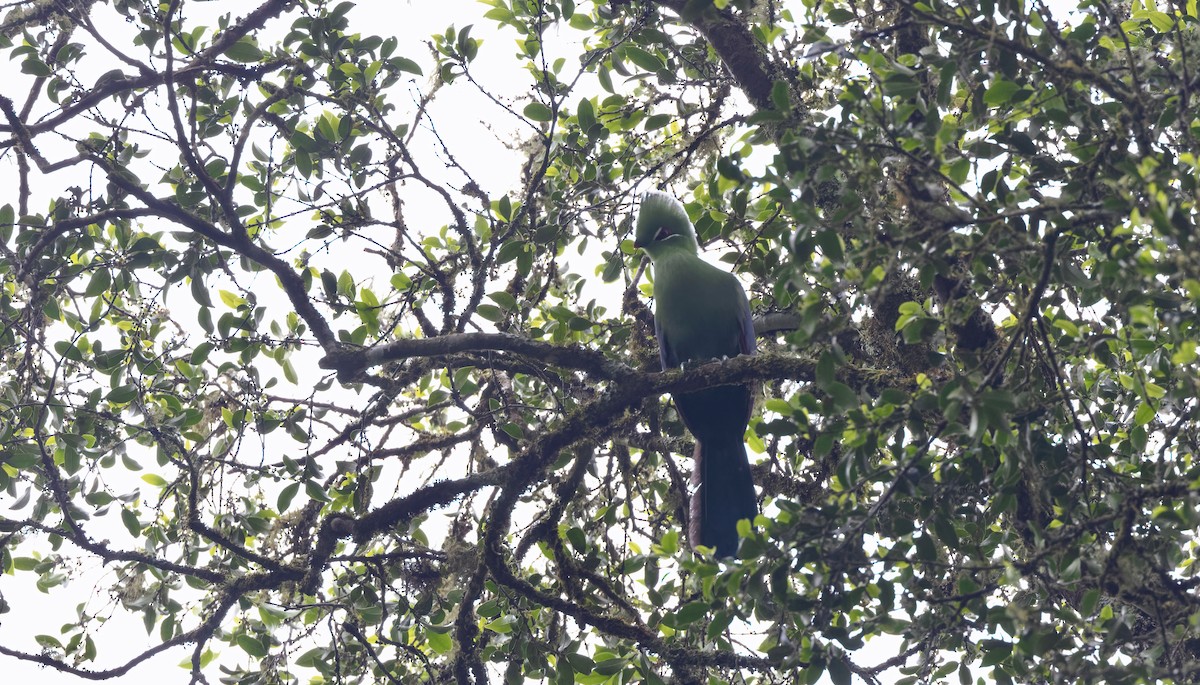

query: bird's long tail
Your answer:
[689,433,757,557]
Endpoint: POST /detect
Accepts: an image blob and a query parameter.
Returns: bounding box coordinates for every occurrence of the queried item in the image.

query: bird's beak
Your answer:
[633,238,645,249]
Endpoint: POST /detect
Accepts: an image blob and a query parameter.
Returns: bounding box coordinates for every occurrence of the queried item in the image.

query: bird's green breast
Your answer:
[651,251,746,364]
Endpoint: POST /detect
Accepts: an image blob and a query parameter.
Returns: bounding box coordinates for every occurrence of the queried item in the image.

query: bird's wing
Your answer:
[736,282,757,357]
[655,312,678,370]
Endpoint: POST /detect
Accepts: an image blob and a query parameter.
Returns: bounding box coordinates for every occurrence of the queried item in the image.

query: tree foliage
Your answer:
[2,0,1200,683]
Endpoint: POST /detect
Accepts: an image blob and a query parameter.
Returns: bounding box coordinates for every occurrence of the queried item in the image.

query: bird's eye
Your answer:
[654,226,670,242]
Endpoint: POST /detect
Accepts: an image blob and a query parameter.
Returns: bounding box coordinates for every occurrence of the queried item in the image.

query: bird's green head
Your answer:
[633,191,698,258]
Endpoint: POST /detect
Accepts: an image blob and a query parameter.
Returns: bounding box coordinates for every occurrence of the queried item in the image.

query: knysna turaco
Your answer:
[634,191,758,557]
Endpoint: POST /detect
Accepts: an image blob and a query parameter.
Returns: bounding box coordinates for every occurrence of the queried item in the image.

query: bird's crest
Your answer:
[635,191,696,250]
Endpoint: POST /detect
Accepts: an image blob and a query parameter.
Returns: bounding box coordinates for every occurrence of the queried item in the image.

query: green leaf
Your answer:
[983,79,1022,106]
[644,113,671,130]
[827,7,855,23]
[219,290,246,308]
[625,45,665,72]
[225,38,264,63]
[121,508,141,537]
[564,652,594,674]
[191,276,213,307]
[337,270,355,298]
[130,236,161,252]
[1080,588,1100,616]
[980,639,1013,667]
[321,270,339,301]
[236,634,268,658]
[258,604,288,627]
[392,57,422,76]
[305,480,331,502]
[84,269,113,297]
[295,648,325,668]
[577,97,595,132]
[707,609,734,640]
[883,73,921,99]
[600,252,622,282]
[54,340,83,362]
[484,614,516,633]
[476,304,504,322]
[426,628,452,654]
[1135,9,1176,32]
[4,444,40,469]
[948,157,970,185]
[673,601,709,625]
[107,385,138,404]
[21,58,52,77]
[933,517,960,548]
[1133,402,1156,426]
[277,482,300,512]
[658,529,678,555]
[488,291,518,311]
[764,398,792,415]
[594,658,627,676]
[598,64,613,92]
[826,382,857,410]
[282,359,298,384]
[496,194,513,221]
[816,352,836,387]
[829,657,852,685]
[565,526,586,551]
[290,130,317,152]
[524,101,554,122]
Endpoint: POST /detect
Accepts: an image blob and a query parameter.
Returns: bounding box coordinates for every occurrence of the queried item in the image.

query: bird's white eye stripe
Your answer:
[654,226,670,242]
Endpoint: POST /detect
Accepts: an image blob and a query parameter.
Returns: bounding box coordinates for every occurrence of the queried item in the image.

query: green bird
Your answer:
[634,191,758,557]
